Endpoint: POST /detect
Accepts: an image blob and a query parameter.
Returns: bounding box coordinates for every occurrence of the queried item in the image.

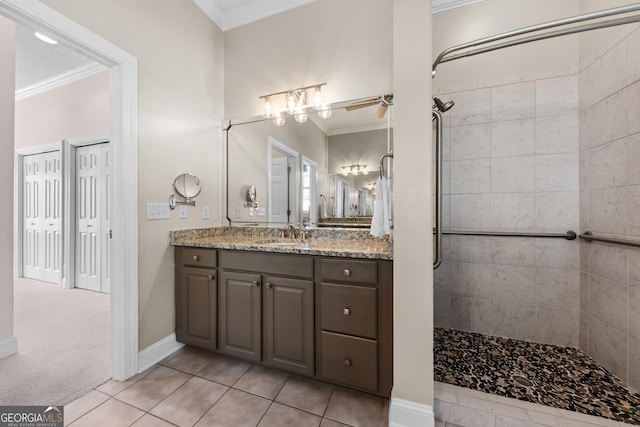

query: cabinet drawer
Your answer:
[320,283,377,339]
[319,258,377,284]
[320,331,378,392]
[220,250,312,278]
[180,247,217,268]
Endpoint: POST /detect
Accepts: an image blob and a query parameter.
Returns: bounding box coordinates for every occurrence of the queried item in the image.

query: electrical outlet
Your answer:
[179,204,188,219]
[257,207,266,216]
[147,203,170,220]
[201,205,210,219]
[236,207,242,218]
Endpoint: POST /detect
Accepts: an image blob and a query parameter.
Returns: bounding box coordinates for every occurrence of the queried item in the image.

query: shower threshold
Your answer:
[434,327,640,425]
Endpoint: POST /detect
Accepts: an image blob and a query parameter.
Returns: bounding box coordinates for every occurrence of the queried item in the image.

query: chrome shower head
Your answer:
[433,96,455,112]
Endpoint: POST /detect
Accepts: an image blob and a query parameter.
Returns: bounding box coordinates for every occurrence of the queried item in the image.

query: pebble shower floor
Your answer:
[434,327,640,424]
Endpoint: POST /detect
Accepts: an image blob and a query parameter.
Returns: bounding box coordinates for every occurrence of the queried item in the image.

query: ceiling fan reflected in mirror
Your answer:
[345,94,393,119]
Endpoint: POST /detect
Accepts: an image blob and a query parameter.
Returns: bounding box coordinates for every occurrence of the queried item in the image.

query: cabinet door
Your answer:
[176,266,217,351]
[263,276,314,376]
[218,271,262,362]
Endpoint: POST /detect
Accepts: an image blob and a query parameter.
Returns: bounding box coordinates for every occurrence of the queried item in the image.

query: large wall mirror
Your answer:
[226,95,393,227]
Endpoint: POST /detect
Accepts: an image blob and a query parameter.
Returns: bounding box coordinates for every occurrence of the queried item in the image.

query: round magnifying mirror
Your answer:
[247,185,256,203]
[173,173,202,200]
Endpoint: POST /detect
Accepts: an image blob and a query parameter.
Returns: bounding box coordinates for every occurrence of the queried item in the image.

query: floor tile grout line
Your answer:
[187,385,233,427]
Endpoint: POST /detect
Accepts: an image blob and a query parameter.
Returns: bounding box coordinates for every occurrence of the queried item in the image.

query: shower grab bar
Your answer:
[379,152,394,178]
[432,4,640,77]
[579,231,640,248]
[433,111,443,268]
[434,229,577,240]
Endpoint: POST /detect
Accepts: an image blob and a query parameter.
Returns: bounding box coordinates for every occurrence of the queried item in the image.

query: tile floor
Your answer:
[64,346,389,427]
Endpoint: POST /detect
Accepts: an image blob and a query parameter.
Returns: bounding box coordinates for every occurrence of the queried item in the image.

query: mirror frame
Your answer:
[224,95,393,227]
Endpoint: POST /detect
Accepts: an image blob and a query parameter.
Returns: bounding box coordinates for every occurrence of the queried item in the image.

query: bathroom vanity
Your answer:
[171,227,393,397]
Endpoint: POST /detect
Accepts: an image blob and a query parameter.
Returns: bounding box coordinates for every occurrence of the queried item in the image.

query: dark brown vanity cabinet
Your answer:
[218,250,315,376]
[315,257,393,397]
[174,247,217,351]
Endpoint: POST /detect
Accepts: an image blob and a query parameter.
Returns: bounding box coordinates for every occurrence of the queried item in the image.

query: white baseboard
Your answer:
[0,337,18,359]
[137,333,184,373]
[389,397,435,427]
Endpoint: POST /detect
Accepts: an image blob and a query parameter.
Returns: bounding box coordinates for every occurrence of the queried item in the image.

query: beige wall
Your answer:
[392,0,434,407]
[40,0,225,350]
[0,15,15,345]
[15,71,109,149]
[433,0,580,91]
[223,0,392,119]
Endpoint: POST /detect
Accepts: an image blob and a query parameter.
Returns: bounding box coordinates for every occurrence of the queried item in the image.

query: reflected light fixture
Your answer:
[34,32,58,44]
[341,163,368,175]
[260,83,329,126]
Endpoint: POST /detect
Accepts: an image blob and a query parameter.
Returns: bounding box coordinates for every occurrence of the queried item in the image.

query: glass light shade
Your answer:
[294,106,308,123]
[318,104,332,119]
[313,86,323,110]
[286,91,297,114]
[272,111,286,126]
[262,97,272,118]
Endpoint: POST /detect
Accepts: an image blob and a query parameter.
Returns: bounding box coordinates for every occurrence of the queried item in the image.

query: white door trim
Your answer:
[2,0,139,380]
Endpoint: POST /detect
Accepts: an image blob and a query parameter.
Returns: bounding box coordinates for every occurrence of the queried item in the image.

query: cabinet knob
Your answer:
[193,255,200,261]
[265,282,272,289]
[252,280,259,287]
[343,308,351,316]
[344,359,352,367]
[343,269,351,277]
[208,274,215,280]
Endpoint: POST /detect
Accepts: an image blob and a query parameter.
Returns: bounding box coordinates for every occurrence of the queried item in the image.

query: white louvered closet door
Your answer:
[23,151,62,284]
[76,143,111,293]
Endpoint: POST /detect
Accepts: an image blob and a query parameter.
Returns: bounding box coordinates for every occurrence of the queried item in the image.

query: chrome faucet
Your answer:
[296,223,308,242]
[281,223,295,239]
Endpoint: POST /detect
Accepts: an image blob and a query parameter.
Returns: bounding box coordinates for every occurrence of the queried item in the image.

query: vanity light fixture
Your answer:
[260,83,329,126]
[341,163,368,175]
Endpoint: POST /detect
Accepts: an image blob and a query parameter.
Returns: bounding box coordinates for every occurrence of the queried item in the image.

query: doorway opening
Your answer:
[267,136,299,224]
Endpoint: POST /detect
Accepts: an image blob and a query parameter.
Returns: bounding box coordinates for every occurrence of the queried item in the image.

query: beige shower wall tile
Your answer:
[481,265,536,303]
[492,237,536,266]
[627,134,640,185]
[536,114,579,155]
[589,316,628,381]
[536,75,578,117]
[591,39,628,106]
[490,194,536,230]
[491,81,536,121]
[579,310,589,351]
[629,336,640,391]
[588,242,628,284]
[491,156,535,193]
[449,262,492,298]
[535,238,579,269]
[536,306,579,347]
[450,194,491,229]
[536,153,579,192]
[584,90,628,148]
[434,293,451,329]
[628,81,640,135]
[536,267,580,309]
[450,88,492,126]
[450,123,491,160]
[628,28,640,84]
[629,250,640,289]
[629,287,640,341]
[588,138,629,189]
[628,186,640,237]
[491,119,535,157]
[535,192,579,231]
[588,187,628,235]
[490,301,537,341]
[450,159,491,194]
[589,274,628,333]
[450,296,472,331]
[448,235,492,263]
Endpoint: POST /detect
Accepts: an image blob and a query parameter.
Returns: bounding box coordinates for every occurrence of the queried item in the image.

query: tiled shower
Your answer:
[434,22,640,393]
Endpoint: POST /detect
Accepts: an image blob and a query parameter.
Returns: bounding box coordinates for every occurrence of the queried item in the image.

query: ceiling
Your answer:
[14,0,482,98]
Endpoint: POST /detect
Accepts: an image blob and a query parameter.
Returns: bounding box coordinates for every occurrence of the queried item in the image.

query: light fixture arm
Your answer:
[259,83,327,100]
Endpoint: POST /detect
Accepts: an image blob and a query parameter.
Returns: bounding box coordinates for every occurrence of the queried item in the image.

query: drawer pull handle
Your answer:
[265,282,272,289]
[343,308,351,316]
[344,359,352,367]
[343,269,351,277]
[252,280,259,287]
[193,255,200,261]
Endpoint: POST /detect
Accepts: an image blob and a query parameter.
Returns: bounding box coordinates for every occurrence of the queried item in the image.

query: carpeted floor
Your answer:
[0,278,110,406]
[434,327,640,425]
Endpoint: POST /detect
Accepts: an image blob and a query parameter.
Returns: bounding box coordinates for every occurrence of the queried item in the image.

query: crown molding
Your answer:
[15,62,107,100]
[432,0,484,14]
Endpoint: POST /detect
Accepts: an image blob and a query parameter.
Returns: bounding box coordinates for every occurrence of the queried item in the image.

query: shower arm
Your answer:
[432,4,640,77]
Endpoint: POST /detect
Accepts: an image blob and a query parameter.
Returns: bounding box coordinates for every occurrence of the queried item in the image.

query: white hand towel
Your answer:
[320,195,328,218]
[370,177,391,237]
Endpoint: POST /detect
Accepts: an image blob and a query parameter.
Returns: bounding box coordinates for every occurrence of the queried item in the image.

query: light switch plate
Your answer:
[179,204,188,219]
[147,203,170,220]
[201,205,210,219]
[236,207,242,218]
[257,207,266,216]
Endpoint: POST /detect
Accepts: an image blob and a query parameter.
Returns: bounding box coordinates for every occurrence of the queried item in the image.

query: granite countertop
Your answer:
[169,226,392,260]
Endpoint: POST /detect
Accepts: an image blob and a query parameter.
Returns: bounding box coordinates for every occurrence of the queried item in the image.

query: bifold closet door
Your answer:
[76,143,111,293]
[23,151,62,284]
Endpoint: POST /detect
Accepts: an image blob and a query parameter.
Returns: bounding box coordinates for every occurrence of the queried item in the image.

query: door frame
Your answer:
[3,0,139,380]
[267,136,299,224]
